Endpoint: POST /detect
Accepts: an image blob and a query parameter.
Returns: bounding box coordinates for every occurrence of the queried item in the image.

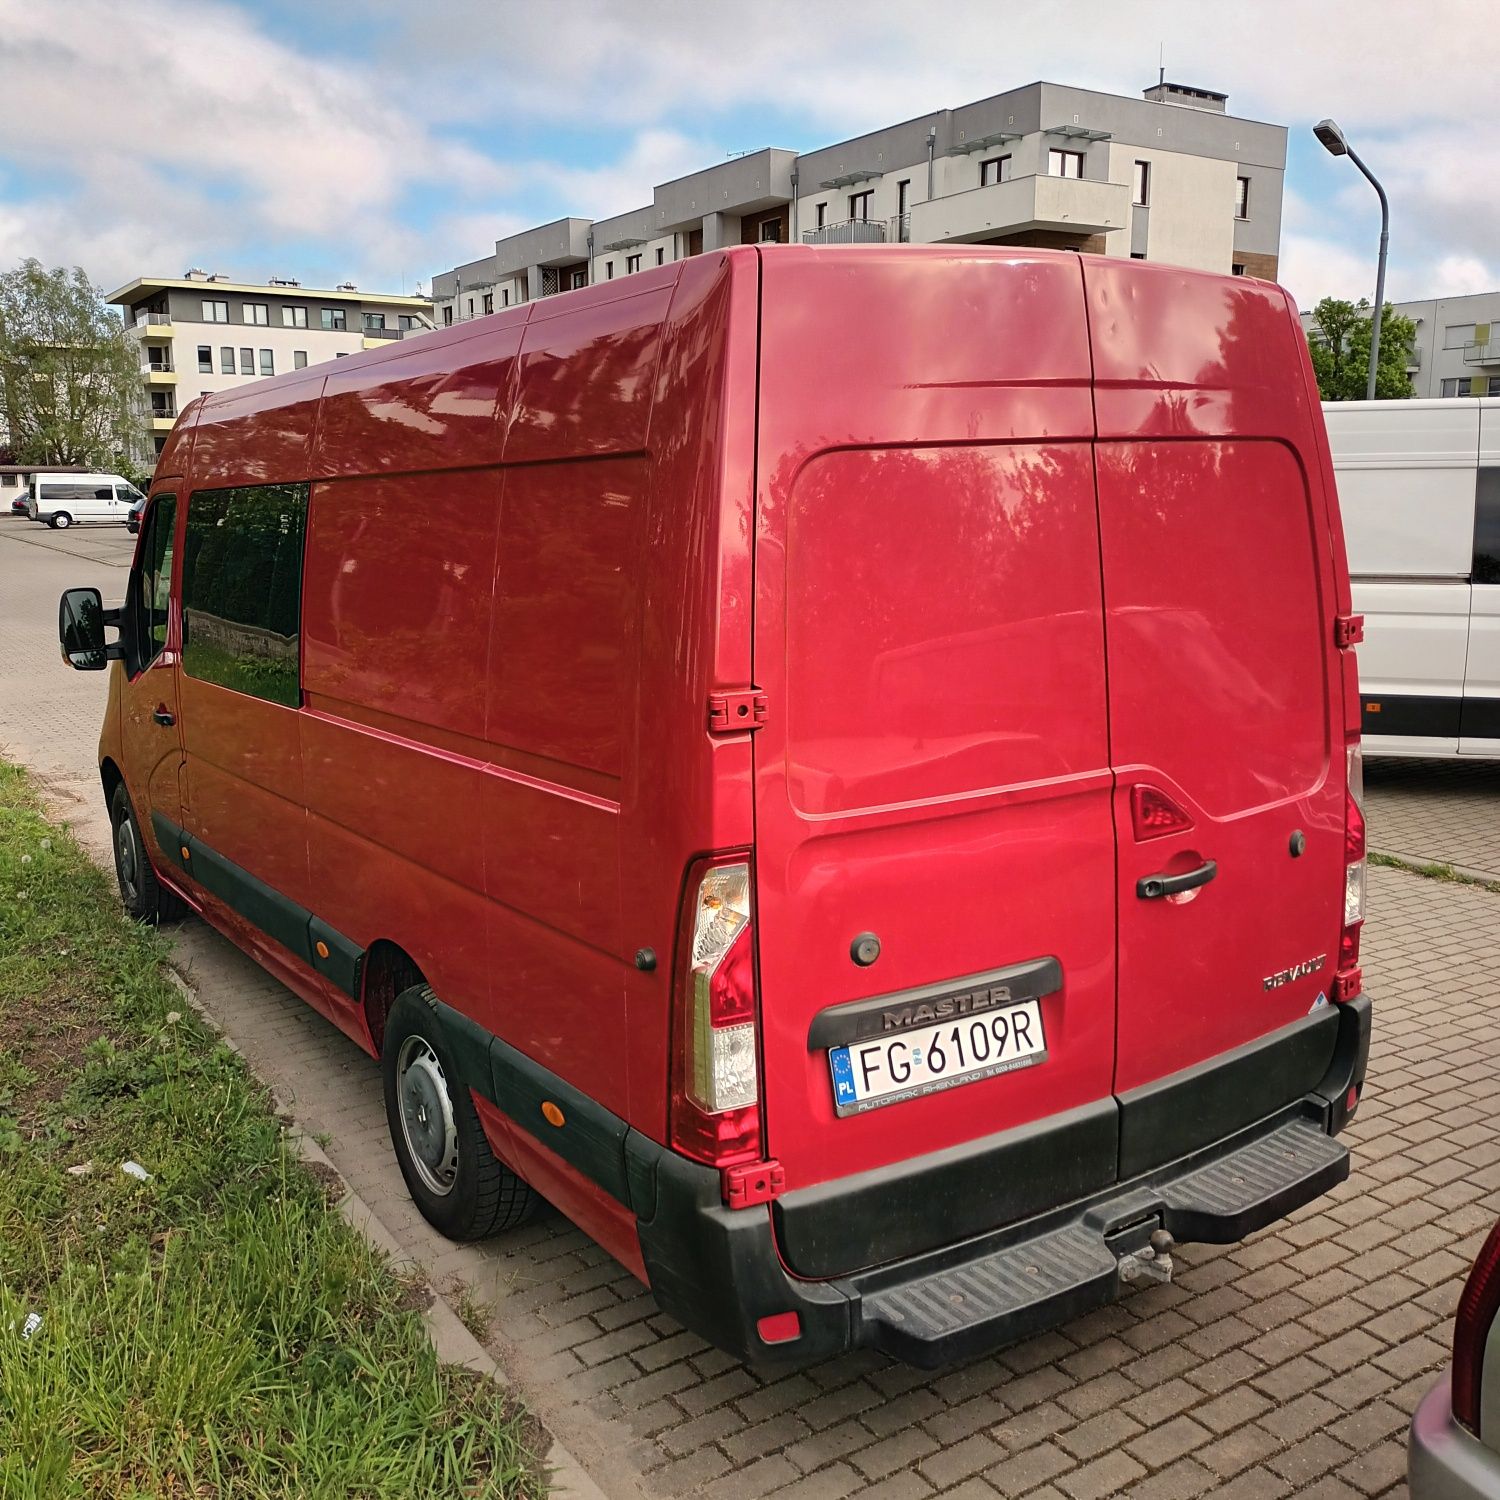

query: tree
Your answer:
[0,258,145,469]
[1306,297,1418,401]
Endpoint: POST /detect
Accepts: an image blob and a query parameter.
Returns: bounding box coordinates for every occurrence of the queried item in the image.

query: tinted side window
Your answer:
[182,482,308,707]
[1476,468,1500,584]
[131,495,177,672]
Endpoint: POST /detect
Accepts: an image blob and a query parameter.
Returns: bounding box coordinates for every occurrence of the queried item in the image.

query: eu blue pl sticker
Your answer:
[829,1047,857,1107]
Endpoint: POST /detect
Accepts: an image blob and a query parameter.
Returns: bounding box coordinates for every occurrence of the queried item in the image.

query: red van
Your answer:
[59,246,1371,1367]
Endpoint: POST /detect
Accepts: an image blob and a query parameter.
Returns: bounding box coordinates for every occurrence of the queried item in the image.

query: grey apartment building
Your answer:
[1300,291,1500,399]
[432,79,1286,323]
[106,271,434,464]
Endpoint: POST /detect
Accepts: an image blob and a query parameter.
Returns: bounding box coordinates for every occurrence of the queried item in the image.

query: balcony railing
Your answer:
[134,312,172,330]
[361,326,401,339]
[802,217,888,245]
[1464,341,1500,367]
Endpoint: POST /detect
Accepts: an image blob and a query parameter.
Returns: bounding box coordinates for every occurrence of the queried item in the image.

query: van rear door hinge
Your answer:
[723,1158,785,1209]
[1335,614,1365,648]
[708,691,769,734]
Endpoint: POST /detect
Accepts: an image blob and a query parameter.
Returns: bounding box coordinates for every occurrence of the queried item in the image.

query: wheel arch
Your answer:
[100,756,125,808]
[360,940,428,1055]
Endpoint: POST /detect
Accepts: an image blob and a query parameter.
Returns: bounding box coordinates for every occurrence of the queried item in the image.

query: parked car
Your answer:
[125,494,146,534]
[1324,398,1500,757]
[27,472,146,528]
[56,246,1373,1368]
[10,490,29,514]
[1409,1218,1500,1496]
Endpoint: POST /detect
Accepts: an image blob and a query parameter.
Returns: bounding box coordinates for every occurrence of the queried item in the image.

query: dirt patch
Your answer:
[0,988,115,1124]
[301,1157,348,1208]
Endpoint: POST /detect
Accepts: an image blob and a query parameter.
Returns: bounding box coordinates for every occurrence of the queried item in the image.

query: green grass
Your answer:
[1368,849,1500,895]
[0,762,543,1498]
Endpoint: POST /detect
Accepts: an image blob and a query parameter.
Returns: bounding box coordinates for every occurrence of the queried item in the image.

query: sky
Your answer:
[0,0,1496,311]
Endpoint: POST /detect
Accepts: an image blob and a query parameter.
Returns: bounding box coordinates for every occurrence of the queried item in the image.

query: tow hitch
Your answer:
[1118,1228,1176,1287]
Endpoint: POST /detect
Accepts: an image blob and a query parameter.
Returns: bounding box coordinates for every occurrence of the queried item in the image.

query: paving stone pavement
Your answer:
[1365,757,1500,882]
[5,517,1499,1498]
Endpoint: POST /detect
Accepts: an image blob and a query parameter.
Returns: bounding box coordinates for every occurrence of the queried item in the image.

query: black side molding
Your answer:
[150,813,363,1000]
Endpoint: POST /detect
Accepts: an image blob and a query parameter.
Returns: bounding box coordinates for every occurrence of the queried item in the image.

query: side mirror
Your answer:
[58,587,118,670]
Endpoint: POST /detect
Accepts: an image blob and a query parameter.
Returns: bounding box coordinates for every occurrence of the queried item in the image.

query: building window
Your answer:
[626,253,642,274]
[815,202,827,228]
[502,289,510,306]
[181,481,309,708]
[321,308,346,331]
[606,261,614,280]
[197,345,213,373]
[443,306,453,325]
[466,297,474,317]
[1445,324,1477,349]
[1232,262,1246,276]
[398,314,416,330]
[282,306,308,328]
[220,346,234,374]
[150,391,175,417]
[239,348,253,375]
[1133,160,1151,206]
[293,351,308,370]
[1131,252,1146,260]
[1235,176,1250,219]
[567,269,585,289]
[259,349,274,376]
[243,302,269,325]
[849,189,874,221]
[363,312,386,331]
[1048,149,1085,179]
[980,156,1012,187]
[202,299,229,323]
[656,246,665,265]
[1442,377,1490,396]
[897,179,911,218]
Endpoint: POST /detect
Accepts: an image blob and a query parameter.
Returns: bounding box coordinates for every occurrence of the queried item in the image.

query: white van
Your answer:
[1324,398,1500,757]
[26,473,146,529]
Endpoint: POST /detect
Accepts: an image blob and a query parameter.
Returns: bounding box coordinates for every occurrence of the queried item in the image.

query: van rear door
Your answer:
[751,249,1118,1277]
[1082,262,1350,1174]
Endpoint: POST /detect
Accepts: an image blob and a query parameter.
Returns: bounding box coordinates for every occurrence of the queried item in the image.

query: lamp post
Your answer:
[1313,118,1389,400]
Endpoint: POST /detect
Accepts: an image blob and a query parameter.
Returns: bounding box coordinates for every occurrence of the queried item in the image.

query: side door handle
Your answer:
[1137,860,1217,901]
[152,705,175,727]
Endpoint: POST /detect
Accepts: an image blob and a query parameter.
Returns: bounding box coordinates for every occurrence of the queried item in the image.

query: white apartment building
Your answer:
[433,79,1285,323]
[105,272,435,464]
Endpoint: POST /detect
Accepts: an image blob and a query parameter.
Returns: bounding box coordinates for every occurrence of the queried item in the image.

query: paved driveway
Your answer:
[4,513,1498,1499]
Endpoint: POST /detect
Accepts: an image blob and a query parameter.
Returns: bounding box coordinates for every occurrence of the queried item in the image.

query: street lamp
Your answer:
[1313,118,1390,401]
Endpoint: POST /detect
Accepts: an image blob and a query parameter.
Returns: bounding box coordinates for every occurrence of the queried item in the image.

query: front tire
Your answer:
[109,782,182,923]
[382,985,538,1240]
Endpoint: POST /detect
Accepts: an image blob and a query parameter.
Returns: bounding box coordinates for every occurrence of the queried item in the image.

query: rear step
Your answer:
[852,1118,1348,1367]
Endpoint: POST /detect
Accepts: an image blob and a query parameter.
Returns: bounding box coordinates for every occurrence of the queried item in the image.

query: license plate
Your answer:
[828,999,1046,1116]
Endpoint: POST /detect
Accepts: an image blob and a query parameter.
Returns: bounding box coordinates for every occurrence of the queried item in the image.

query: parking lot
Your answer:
[4,510,1499,1499]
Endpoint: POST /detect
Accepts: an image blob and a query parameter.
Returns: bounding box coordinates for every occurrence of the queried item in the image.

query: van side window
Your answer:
[131,494,177,672]
[1476,468,1500,584]
[181,482,309,708]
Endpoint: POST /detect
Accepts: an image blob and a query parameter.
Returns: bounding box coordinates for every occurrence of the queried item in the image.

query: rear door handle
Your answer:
[152,706,175,727]
[1137,860,1217,900]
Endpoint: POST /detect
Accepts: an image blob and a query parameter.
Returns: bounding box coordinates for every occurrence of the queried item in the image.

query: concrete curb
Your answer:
[166,968,608,1500]
[1371,846,1500,889]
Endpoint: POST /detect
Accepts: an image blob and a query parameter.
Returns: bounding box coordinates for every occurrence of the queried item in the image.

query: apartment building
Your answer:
[1301,291,1500,399]
[106,271,434,462]
[432,78,1285,323]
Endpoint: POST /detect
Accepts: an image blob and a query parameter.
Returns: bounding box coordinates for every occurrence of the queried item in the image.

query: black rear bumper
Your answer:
[630,994,1371,1368]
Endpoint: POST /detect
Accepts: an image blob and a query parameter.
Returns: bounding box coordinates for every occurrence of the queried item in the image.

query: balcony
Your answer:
[148,414,177,431]
[908,173,1130,245]
[133,312,172,336]
[803,217,888,245]
[141,365,178,384]
[1464,342,1500,367]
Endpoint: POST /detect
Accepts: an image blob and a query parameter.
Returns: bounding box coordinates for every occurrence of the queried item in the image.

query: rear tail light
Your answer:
[1336,743,1365,999]
[669,859,762,1166]
[1453,1220,1500,1434]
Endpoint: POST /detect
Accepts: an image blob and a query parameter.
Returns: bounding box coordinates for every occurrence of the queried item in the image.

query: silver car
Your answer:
[1410,1220,1500,1496]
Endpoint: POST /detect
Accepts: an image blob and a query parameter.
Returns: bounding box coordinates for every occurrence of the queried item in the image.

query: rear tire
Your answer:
[382,985,538,1240]
[51,512,71,530]
[109,782,183,924]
